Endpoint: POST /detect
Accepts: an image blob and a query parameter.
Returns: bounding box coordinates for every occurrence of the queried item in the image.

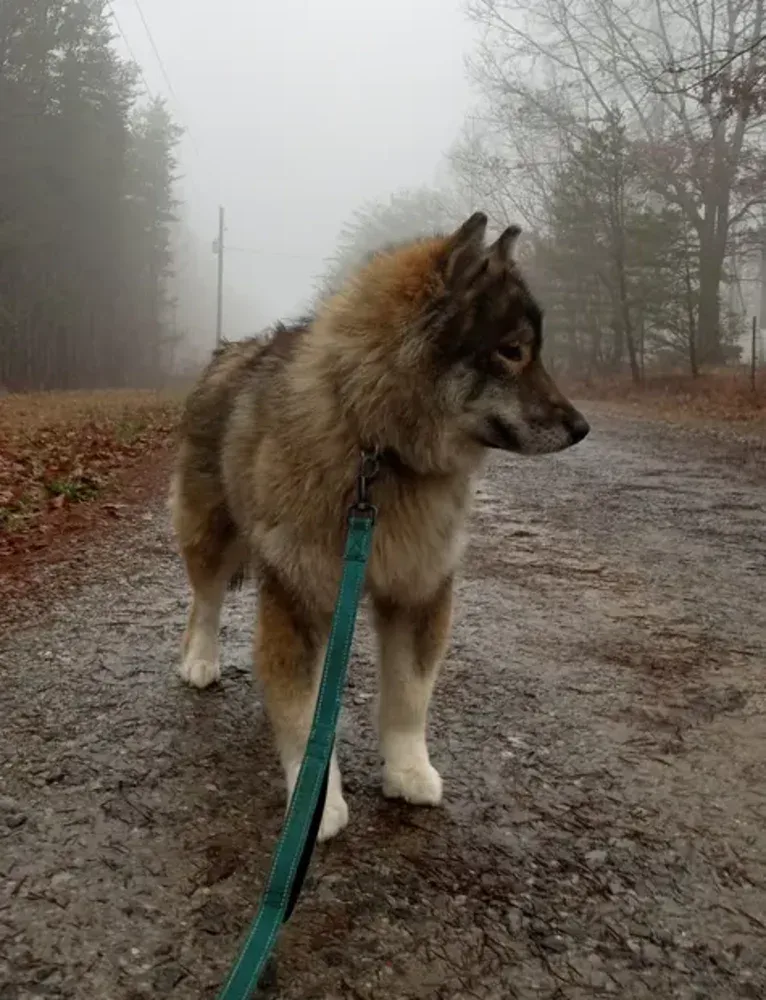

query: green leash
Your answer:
[217,451,380,1000]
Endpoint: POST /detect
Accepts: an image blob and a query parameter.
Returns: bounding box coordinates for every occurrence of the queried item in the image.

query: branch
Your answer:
[661,33,765,94]
[729,193,766,227]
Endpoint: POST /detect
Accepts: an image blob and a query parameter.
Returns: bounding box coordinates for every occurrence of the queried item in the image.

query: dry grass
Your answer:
[0,389,182,547]
[566,369,766,428]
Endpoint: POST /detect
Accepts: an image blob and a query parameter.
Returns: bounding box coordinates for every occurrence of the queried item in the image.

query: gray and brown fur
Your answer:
[169,212,589,841]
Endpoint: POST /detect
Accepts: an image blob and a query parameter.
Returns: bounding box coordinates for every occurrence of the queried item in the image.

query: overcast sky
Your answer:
[112,0,479,340]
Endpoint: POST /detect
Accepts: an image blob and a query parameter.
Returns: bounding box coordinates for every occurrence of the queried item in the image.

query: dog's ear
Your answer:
[488,224,522,265]
[442,212,488,289]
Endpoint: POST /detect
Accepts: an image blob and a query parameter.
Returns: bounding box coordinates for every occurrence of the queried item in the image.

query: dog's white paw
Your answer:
[383,759,443,805]
[179,654,221,689]
[317,792,349,843]
[285,755,348,843]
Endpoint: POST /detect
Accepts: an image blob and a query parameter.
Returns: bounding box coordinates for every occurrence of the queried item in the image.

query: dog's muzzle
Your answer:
[565,413,590,445]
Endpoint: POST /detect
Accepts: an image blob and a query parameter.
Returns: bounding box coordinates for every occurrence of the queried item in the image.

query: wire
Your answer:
[129,0,204,160]
[130,0,179,102]
[104,1,154,99]
[227,247,321,262]
[105,2,220,233]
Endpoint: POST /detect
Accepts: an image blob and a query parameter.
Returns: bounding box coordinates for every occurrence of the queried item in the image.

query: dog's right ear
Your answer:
[488,224,522,265]
[442,212,488,290]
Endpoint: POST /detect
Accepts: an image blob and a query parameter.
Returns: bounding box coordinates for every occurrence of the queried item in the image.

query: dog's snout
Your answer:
[566,413,590,445]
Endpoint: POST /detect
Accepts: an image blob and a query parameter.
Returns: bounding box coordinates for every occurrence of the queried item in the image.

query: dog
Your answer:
[169,212,589,841]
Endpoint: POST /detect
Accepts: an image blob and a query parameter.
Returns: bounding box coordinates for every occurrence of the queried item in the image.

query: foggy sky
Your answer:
[112,0,478,342]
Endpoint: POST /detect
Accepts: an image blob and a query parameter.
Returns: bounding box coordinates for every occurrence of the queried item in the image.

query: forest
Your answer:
[0,0,180,391]
[2,1,766,390]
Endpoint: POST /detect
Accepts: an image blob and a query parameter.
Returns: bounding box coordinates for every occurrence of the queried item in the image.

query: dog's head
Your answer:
[320,211,589,471]
[422,212,589,458]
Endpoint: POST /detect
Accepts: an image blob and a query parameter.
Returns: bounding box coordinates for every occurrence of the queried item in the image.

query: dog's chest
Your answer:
[367,477,472,604]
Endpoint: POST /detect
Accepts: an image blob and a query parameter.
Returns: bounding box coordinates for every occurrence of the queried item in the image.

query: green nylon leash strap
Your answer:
[216,505,377,1000]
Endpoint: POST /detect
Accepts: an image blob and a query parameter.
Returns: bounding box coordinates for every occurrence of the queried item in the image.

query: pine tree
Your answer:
[0,0,183,390]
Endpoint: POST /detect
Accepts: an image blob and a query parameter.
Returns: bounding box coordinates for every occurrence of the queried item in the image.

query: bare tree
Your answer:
[466,0,766,364]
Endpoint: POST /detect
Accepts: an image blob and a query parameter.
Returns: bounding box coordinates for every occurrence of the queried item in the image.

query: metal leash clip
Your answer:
[352,446,381,518]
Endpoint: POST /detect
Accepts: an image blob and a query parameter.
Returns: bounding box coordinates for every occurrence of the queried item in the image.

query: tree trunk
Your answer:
[696,208,728,366]
[609,143,640,384]
[697,258,721,364]
[683,249,699,377]
[617,264,640,383]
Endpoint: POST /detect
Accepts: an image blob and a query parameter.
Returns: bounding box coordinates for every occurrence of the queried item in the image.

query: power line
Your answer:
[104,1,154,99]
[227,246,321,262]
[214,206,226,346]
[107,2,206,189]
[130,0,179,102]
[109,3,226,346]
[129,0,203,160]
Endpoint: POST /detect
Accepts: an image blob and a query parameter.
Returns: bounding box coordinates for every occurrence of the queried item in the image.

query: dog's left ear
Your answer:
[443,212,488,289]
[488,224,522,265]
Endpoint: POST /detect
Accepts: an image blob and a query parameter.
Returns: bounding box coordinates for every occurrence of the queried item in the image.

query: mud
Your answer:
[2,408,765,999]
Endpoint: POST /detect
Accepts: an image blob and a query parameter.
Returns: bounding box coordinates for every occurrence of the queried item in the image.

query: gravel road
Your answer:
[2,408,765,1000]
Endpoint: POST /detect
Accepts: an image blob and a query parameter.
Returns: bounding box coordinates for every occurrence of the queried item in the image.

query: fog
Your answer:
[1,0,762,390]
[113,0,478,344]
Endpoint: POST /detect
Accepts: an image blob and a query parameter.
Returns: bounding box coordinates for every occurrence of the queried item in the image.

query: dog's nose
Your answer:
[567,414,590,444]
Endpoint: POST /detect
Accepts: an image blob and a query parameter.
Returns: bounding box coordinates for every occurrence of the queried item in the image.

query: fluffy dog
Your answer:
[169,213,589,840]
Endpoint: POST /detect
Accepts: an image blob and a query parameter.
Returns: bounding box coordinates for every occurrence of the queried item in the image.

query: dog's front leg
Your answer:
[255,572,348,842]
[373,577,452,806]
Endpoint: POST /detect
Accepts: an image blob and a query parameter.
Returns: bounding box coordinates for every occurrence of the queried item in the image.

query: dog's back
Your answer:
[169,322,308,571]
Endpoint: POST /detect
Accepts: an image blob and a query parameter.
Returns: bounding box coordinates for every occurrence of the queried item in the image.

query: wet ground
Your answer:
[2,407,765,999]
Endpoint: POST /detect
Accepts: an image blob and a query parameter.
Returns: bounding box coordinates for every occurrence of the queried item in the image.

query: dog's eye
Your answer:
[498,344,523,362]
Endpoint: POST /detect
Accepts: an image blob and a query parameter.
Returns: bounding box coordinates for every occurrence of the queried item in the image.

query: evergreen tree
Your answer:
[0,0,183,390]
[319,187,462,296]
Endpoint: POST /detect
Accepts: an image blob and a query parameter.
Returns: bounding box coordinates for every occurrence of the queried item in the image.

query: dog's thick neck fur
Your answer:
[283,235,484,481]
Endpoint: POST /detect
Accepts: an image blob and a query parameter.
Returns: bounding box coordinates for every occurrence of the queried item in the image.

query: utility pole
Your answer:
[214,205,225,347]
[752,315,757,393]
[759,218,766,363]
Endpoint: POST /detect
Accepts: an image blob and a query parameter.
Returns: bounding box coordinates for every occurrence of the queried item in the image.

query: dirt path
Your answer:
[2,410,765,1000]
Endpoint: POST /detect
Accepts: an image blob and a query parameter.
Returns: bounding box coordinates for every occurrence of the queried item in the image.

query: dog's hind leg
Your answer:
[255,570,348,843]
[171,472,244,688]
[373,577,453,806]
[178,528,243,689]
